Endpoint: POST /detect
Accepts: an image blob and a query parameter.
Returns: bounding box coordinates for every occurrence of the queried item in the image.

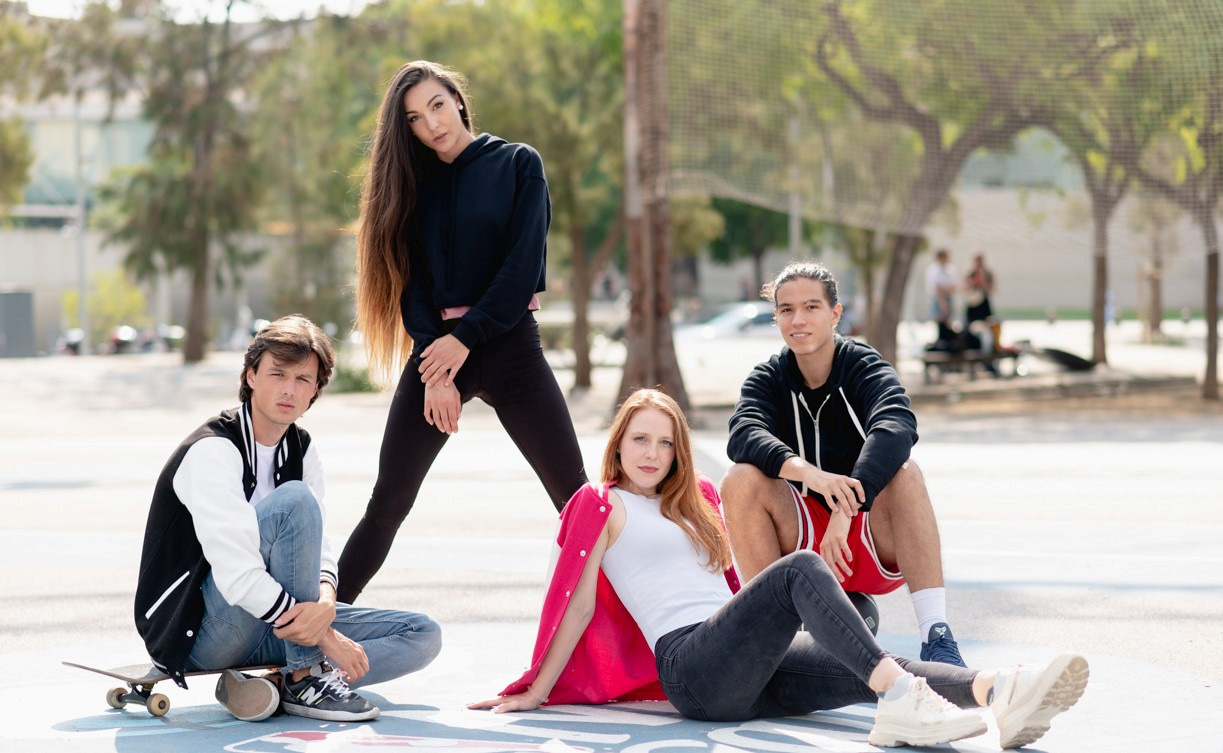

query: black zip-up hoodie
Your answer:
[726,336,918,512]
[401,133,550,356]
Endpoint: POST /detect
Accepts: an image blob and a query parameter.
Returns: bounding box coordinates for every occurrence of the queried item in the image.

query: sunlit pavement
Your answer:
[2,320,1220,752]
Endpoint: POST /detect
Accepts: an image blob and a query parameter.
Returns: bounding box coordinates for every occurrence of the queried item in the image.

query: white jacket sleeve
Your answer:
[173,438,296,624]
[301,440,338,591]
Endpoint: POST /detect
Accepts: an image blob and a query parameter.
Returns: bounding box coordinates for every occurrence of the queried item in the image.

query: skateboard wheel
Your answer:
[106,687,126,709]
[148,693,170,717]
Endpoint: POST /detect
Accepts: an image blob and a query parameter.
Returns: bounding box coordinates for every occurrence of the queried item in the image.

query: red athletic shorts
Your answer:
[789,484,905,595]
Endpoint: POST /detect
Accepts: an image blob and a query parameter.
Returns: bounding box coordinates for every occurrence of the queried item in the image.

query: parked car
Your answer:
[675,301,777,341]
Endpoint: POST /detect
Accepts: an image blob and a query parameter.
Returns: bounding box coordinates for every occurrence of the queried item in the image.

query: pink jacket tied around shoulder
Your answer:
[500,479,739,705]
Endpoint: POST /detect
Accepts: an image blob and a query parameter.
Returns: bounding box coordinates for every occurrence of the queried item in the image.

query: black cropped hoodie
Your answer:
[400,133,550,356]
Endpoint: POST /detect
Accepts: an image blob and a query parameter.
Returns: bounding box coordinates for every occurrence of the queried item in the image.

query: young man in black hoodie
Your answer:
[721,262,966,667]
[134,315,441,721]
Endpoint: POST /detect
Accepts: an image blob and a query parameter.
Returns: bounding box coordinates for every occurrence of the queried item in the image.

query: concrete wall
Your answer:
[0,229,282,354]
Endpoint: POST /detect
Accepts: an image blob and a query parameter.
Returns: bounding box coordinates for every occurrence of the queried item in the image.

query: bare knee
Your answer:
[873,459,930,516]
[719,463,775,515]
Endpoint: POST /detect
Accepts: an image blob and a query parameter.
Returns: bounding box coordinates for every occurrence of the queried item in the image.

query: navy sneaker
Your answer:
[920,622,967,667]
[281,663,379,721]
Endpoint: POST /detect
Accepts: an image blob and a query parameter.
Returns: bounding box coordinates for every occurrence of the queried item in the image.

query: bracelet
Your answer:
[526,684,549,704]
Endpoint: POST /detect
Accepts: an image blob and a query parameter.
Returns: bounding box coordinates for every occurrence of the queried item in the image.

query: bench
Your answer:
[921,349,1019,384]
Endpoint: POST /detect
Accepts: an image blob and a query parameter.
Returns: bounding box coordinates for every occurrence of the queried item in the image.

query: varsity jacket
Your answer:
[133,403,336,687]
[402,133,550,356]
[501,479,738,705]
[726,337,918,512]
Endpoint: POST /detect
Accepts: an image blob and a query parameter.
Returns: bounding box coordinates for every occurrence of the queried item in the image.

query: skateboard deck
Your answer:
[64,661,280,717]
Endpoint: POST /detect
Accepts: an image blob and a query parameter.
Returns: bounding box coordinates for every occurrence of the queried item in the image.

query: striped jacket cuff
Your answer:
[320,570,338,591]
[259,589,297,624]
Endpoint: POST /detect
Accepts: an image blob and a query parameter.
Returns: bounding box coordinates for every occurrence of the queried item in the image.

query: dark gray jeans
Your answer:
[654,550,977,721]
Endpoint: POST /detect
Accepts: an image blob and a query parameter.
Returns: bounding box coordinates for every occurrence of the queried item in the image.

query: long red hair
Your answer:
[601,389,732,573]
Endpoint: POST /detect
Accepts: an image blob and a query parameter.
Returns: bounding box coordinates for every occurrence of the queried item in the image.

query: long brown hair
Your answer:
[601,389,733,573]
[355,60,475,384]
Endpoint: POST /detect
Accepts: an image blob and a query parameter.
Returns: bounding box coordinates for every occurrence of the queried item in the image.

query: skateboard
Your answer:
[64,661,280,717]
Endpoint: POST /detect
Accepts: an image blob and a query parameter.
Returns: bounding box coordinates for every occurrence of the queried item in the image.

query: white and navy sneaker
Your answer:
[281,663,379,721]
[992,653,1089,748]
[215,669,279,722]
[869,674,987,748]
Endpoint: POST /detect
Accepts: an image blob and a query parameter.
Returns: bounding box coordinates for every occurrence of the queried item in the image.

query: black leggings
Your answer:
[337,314,587,602]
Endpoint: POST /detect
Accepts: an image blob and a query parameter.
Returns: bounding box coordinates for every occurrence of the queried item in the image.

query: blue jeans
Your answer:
[654,550,976,722]
[186,481,442,688]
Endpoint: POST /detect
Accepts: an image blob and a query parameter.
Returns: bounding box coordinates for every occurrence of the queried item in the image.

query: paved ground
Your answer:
[2,320,1221,752]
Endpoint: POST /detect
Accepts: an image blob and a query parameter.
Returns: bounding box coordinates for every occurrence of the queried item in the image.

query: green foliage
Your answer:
[0,117,33,209]
[329,358,380,393]
[83,4,293,361]
[247,13,391,334]
[708,200,786,262]
[0,13,46,211]
[61,268,150,346]
[671,196,725,258]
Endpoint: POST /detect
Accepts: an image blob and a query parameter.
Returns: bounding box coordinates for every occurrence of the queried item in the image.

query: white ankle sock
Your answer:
[989,668,1017,705]
[882,672,914,701]
[911,587,947,639]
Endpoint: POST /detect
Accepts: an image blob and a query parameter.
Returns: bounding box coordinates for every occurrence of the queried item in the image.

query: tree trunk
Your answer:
[571,209,624,389]
[870,233,921,364]
[1090,198,1109,364]
[751,245,766,298]
[618,0,689,412]
[1202,214,1219,400]
[1147,252,1163,341]
[184,239,210,362]
[648,189,689,411]
[570,223,592,389]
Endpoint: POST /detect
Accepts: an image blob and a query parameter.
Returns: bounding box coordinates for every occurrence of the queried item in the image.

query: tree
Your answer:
[61,268,150,348]
[1114,2,1223,399]
[248,12,392,333]
[823,222,900,340]
[811,0,1130,363]
[620,0,688,408]
[0,11,46,212]
[670,194,725,298]
[93,1,292,362]
[1127,184,1181,341]
[493,0,627,391]
[708,199,789,297]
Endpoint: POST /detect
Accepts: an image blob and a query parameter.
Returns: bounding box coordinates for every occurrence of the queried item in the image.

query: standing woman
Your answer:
[339,61,587,602]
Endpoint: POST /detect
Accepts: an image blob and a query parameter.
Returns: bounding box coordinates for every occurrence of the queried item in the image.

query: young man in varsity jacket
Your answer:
[133,315,441,722]
[720,262,967,668]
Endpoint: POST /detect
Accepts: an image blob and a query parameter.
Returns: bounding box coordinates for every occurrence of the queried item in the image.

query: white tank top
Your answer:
[600,487,733,652]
